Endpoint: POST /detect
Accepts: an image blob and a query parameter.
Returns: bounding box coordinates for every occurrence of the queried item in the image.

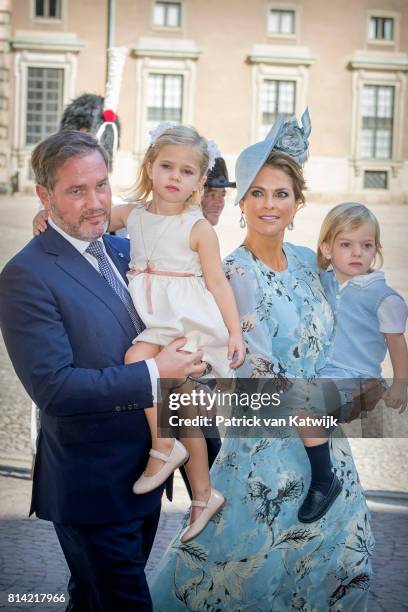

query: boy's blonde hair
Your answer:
[317,202,383,270]
[129,125,209,206]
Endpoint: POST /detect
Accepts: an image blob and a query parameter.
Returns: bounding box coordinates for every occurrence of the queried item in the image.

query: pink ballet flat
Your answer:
[132,440,189,495]
[180,488,225,543]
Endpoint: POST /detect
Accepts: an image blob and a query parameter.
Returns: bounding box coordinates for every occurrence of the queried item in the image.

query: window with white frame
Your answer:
[153,1,182,28]
[368,16,394,41]
[146,73,183,134]
[25,67,64,145]
[268,9,295,35]
[35,0,62,19]
[133,47,197,157]
[261,79,296,137]
[360,84,394,160]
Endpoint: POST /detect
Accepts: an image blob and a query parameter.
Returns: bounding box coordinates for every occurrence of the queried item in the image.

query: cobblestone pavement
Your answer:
[0,470,407,612]
[1,195,407,610]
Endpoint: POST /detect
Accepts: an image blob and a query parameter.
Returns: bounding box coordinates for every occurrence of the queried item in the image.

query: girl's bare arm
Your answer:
[32,203,136,234]
[108,203,135,232]
[191,219,245,367]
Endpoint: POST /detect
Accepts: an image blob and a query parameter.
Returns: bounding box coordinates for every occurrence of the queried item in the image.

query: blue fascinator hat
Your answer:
[234,109,311,205]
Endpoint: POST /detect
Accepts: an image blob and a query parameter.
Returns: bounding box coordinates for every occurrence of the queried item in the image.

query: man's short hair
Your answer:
[31,130,109,191]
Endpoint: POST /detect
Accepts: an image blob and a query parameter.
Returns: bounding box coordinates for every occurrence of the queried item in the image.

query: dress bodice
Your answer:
[224,243,333,379]
[127,205,204,275]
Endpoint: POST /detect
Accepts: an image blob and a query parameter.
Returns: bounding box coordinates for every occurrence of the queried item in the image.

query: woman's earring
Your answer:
[288,219,294,231]
[239,213,246,229]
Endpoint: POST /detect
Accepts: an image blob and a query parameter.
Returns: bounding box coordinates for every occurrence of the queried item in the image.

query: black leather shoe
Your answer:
[298,474,342,523]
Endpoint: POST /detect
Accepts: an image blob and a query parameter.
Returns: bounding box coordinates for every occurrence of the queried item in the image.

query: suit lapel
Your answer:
[40,227,136,339]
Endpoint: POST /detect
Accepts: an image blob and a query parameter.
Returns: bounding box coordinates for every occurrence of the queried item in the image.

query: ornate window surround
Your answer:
[30,0,67,26]
[11,43,79,187]
[349,51,408,186]
[266,3,301,42]
[131,37,200,160]
[151,0,185,33]
[366,9,400,50]
[247,44,314,143]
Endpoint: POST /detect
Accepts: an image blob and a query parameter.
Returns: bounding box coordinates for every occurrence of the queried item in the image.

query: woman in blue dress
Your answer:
[149,111,374,611]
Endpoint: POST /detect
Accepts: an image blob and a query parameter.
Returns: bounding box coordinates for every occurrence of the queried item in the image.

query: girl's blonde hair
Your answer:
[317,202,383,270]
[129,125,210,206]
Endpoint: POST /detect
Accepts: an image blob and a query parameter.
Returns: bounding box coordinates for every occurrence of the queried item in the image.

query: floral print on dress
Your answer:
[224,244,333,381]
[149,243,374,612]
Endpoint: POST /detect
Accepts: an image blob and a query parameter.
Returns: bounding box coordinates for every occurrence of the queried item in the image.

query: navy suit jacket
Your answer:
[0,227,163,524]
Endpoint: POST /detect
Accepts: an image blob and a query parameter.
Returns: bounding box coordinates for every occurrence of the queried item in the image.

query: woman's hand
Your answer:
[33,209,49,236]
[228,331,245,369]
[382,381,407,413]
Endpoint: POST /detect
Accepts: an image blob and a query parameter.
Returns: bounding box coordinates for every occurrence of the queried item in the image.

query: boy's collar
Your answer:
[326,265,385,289]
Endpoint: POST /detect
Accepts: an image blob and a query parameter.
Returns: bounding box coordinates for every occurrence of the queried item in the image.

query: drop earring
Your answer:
[239,213,246,229]
[288,219,294,230]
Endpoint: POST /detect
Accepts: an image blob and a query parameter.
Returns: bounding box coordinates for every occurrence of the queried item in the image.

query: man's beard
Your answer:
[50,200,110,241]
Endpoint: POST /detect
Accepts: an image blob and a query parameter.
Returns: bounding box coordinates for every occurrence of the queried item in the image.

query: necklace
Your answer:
[138,202,175,267]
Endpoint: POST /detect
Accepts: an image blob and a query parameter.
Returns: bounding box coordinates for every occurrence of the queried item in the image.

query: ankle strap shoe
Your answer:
[132,440,189,495]
[180,488,225,543]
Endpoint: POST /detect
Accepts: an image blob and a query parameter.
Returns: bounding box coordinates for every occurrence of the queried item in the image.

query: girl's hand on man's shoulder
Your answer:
[33,208,49,236]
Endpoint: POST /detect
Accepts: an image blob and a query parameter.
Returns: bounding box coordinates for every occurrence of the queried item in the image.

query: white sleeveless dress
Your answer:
[126,205,231,377]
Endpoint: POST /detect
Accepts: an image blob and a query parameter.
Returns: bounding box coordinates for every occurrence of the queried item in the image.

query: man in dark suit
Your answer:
[0,131,205,611]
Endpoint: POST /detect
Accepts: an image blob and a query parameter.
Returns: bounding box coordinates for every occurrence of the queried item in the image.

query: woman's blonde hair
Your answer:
[128,125,209,206]
[317,202,383,270]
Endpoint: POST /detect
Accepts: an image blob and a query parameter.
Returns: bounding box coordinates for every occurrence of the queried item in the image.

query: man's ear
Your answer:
[320,241,332,261]
[36,184,51,211]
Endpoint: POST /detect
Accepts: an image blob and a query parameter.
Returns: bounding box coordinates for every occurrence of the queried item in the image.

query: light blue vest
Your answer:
[320,269,401,378]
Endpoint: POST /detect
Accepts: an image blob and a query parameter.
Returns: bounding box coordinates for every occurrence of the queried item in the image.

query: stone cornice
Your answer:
[349,50,408,71]
[10,32,84,53]
[247,44,315,66]
[131,37,200,60]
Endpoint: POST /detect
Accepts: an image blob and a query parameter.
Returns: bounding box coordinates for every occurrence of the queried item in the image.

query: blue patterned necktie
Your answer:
[86,240,144,335]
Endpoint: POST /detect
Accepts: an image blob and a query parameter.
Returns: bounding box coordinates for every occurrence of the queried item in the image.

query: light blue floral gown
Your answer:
[149,243,374,612]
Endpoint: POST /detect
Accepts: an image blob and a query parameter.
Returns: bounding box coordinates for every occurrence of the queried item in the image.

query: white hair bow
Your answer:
[148,121,176,145]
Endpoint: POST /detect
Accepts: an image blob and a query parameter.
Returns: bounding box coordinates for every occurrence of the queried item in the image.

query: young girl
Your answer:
[298,202,408,523]
[34,123,245,542]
